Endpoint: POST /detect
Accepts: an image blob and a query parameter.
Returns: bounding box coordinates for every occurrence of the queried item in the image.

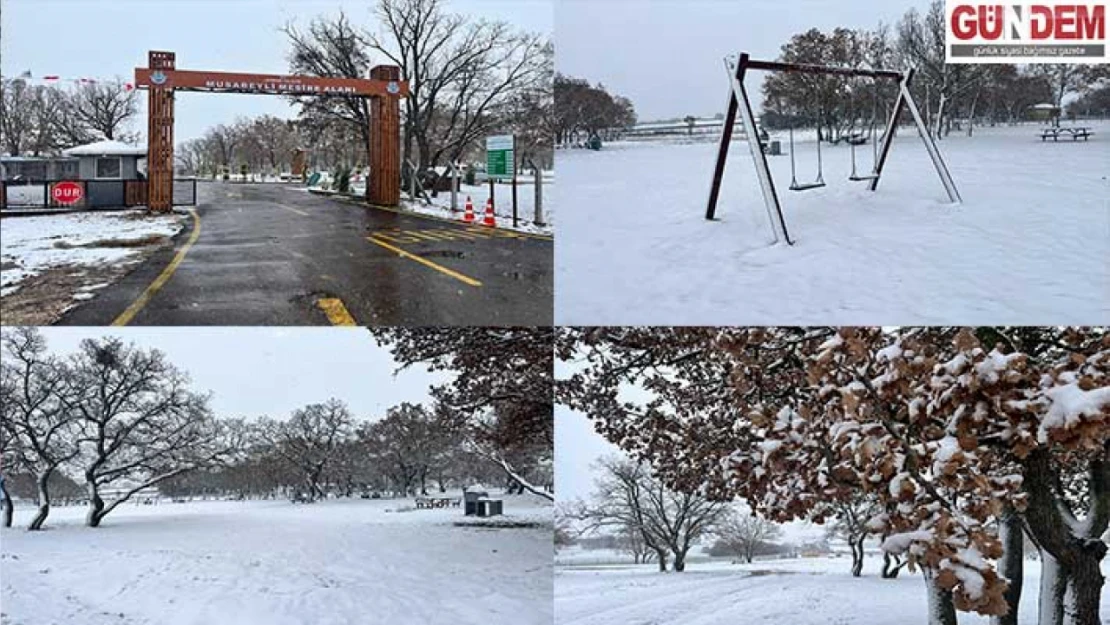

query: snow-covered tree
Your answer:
[0,328,81,530]
[560,327,1109,625]
[66,337,238,527]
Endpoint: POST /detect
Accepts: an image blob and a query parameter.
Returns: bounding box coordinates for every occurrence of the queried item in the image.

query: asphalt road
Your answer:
[60,182,553,326]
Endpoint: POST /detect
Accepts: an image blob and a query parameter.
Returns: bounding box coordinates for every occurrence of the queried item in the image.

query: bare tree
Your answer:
[65,337,235,527]
[823,493,880,576]
[67,79,138,141]
[716,507,784,564]
[263,399,354,501]
[0,79,37,156]
[0,328,82,531]
[361,402,454,496]
[586,457,727,572]
[365,0,552,169]
[284,12,373,167]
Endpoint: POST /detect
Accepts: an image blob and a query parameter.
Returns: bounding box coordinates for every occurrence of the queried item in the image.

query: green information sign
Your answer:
[486,135,515,179]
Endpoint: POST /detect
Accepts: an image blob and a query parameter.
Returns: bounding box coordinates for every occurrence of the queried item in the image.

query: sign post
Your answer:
[485,135,515,214]
[51,181,84,207]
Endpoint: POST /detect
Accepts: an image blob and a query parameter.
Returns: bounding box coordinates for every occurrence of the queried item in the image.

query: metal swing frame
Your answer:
[705,52,962,246]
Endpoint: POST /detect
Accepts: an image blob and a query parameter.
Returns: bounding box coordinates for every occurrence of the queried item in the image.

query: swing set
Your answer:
[705,53,961,246]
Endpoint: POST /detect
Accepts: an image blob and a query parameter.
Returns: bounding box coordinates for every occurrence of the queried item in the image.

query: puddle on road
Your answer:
[420,250,466,259]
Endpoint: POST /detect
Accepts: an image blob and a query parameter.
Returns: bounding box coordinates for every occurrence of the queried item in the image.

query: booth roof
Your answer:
[62,140,147,157]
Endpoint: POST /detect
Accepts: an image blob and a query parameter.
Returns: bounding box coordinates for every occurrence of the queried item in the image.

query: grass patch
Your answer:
[53,234,168,250]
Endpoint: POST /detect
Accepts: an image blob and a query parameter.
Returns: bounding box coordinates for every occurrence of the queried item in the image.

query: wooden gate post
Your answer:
[368,65,402,207]
[147,50,176,213]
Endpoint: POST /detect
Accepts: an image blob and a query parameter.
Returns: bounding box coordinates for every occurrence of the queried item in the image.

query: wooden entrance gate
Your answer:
[134,51,408,212]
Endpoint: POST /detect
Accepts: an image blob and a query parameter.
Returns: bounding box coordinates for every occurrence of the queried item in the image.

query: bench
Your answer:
[414,496,462,509]
[1039,127,1093,142]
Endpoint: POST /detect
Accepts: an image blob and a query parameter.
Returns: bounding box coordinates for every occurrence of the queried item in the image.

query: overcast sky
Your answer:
[32,327,450,422]
[556,0,922,121]
[1,0,552,143]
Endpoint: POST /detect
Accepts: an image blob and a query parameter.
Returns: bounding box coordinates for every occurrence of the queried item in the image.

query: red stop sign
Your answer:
[52,181,84,205]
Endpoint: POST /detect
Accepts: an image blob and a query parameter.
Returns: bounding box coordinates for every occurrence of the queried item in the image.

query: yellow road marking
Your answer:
[316,297,357,326]
[366,236,482,287]
[112,208,201,326]
[278,203,309,216]
[370,227,520,244]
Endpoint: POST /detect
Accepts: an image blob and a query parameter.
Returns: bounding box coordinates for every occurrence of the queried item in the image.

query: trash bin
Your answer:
[464,489,488,516]
[476,498,503,518]
[768,140,782,156]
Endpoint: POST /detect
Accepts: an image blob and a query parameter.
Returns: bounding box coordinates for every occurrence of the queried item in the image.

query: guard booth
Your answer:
[62,140,148,208]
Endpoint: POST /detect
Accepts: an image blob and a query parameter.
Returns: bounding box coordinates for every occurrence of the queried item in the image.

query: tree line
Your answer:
[554,75,636,146]
[176,116,304,178]
[558,327,1109,625]
[1,326,554,531]
[0,78,138,156]
[760,1,1110,141]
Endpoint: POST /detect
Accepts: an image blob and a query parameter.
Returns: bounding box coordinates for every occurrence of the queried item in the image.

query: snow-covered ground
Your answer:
[309,171,555,235]
[555,122,1109,325]
[1,494,552,625]
[555,554,1110,625]
[0,210,184,298]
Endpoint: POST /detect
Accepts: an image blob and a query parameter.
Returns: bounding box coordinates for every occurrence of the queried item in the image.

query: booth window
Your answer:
[96,157,122,179]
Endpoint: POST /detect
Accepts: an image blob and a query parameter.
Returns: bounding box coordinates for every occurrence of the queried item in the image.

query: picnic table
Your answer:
[414,496,462,509]
[1038,126,1094,142]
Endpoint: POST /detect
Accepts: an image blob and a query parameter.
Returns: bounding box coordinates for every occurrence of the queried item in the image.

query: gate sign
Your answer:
[51,181,84,205]
[486,135,515,179]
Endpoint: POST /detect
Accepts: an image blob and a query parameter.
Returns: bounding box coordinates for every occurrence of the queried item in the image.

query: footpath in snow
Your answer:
[555,122,1109,325]
[1,495,553,625]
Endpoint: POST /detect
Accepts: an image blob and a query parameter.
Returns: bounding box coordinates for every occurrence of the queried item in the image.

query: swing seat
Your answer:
[848,173,879,182]
[789,181,826,191]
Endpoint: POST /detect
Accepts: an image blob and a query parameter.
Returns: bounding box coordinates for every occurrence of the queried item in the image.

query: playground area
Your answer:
[555,120,1109,325]
[1,494,553,625]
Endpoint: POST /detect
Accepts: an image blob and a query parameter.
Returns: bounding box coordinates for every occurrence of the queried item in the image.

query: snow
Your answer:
[62,139,147,157]
[555,122,1110,325]
[555,555,1110,625]
[0,210,184,296]
[881,529,934,554]
[1038,380,1110,442]
[1,494,552,625]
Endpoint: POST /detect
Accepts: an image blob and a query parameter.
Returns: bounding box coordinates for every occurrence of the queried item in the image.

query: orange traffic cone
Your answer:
[482,198,496,227]
[463,196,475,223]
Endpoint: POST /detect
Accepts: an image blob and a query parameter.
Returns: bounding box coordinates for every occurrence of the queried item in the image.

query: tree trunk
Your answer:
[1,477,12,528]
[851,537,865,577]
[924,568,959,625]
[882,552,903,579]
[86,478,105,528]
[673,549,687,572]
[1022,450,1108,625]
[1065,550,1106,625]
[992,509,1024,625]
[655,548,669,572]
[28,469,52,531]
